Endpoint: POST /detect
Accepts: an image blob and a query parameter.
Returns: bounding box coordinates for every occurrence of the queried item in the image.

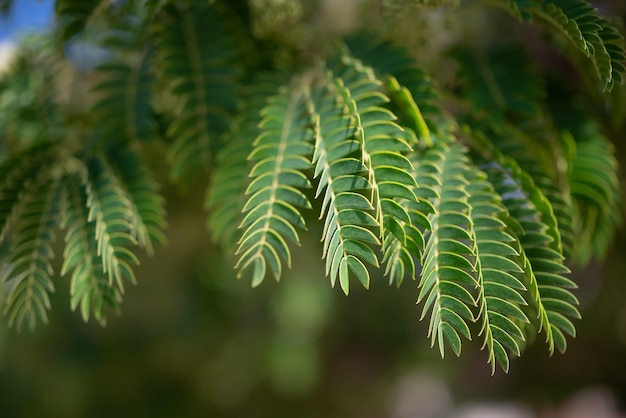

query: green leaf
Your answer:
[156,2,240,183]
[308,61,390,294]
[499,0,626,91]
[0,143,57,241]
[62,174,122,326]
[416,142,476,358]
[2,178,63,331]
[236,80,313,285]
[108,148,167,256]
[85,154,140,292]
[484,160,580,356]
[93,40,155,146]
[568,128,621,264]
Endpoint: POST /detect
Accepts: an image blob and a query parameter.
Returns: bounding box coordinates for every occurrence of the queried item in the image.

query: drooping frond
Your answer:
[58,147,163,325]
[92,56,155,145]
[381,173,430,286]
[498,0,626,91]
[235,79,314,287]
[206,136,253,251]
[415,142,476,358]
[470,124,578,355]
[88,1,157,146]
[0,0,622,374]
[61,172,122,325]
[598,21,626,88]
[488,124,576,258]
[0,143,57,240]
[483,161,580,355]
[307,74,378,294]
[155,1,240,183]
[568,126,621,265]
[107,148,167,256]
[468,122,575,258]
[325,52,421,287]
[84,154,140,293]
[207,73,286,251]
[467,168,529,373]
[2,178,63,331]
[453,45,575,257]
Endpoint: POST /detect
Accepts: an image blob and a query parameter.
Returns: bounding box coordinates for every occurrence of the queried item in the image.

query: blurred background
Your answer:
[0,1,625,417]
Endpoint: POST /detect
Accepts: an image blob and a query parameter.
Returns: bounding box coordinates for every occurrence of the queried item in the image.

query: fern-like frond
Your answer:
[326,53,421,287]
[85,154,140,293]
[469,128,564,255]
[568,126,621,265]
[107,148,167,256]
[540,0,625,91]
[470,123,579,354]
[453,45,577,257]
[2,179,63,331]
[497,125,575,258]
[415,142,476,357]
[206,137,253,251]
[499,0,626,91]
[598,21,626,87]
[235,80,313,287]
[0,143,57,240]
[470,121,576,258]
[92,54,155,145]
[484,162,580,354]
[89,2,156,146]
[382,142,434,286]
[155,1,240,183]
[61,172,122,325]
[207,73,285,251]
[307,75,378,294]
[467,169,529,373]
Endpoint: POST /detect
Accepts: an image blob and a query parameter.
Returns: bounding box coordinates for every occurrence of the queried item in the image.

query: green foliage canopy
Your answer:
[0,0,624,373]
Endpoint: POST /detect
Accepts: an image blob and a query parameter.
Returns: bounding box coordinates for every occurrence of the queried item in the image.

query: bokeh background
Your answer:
[0,1,625,417]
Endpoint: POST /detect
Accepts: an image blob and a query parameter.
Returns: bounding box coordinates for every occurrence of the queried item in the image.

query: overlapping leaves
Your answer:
[2,179,63,331]
[92,46,155,145]
[62,173,122,325]
[409,141,532,372]
[482,160,580,355]
[234,51,424,294]
[499,0,626,90]
[308,64,381,294]
[0,145,166,330]
[415,143,476,359]
[235,80,314,287]
[207,73,287,252]
[155,1,240,183]
[568,128,621,265]
[318,54,419,293]
[227,36,610,371]
[0,0,624,375]
[467,168,529,373]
